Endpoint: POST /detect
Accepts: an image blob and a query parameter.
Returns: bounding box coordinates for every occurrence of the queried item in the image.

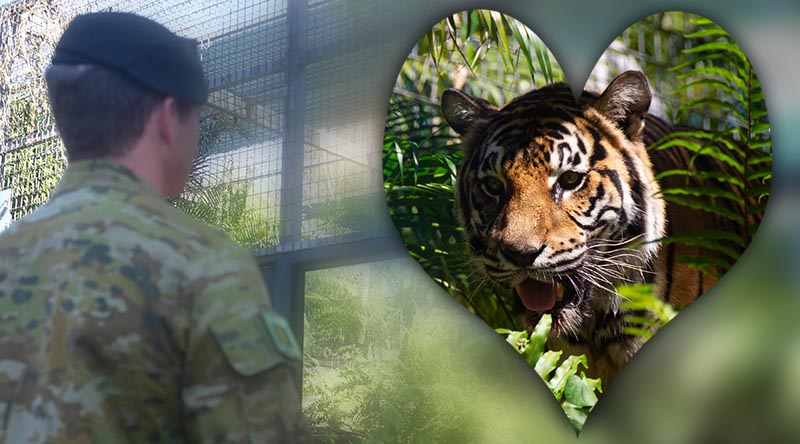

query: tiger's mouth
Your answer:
[512,278,580,313]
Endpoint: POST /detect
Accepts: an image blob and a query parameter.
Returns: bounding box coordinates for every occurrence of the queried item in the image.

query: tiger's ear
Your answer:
[441,88,497,135]
[593,71,652,141]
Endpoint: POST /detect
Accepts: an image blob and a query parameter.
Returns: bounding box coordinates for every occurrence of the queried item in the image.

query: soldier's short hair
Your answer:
[45,64,194,161]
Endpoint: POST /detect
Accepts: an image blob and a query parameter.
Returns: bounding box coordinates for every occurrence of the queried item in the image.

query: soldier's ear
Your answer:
[150,97,179,146]
[592,71,651,141]
[441,88,497,135]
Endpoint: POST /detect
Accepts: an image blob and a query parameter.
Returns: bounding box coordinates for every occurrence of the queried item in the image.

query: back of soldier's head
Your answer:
[45,12,208,161]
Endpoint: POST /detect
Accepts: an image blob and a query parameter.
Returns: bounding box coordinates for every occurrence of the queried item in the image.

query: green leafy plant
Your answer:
[167,112,279,249]
[619,284,677,340]
[650,16,771,278]
[410,10,557,103]
[385,10,560,330]
[0,1,69,220]
[498,314,602,433]
[169,176,279,249]
[383,95,514,326]
[304,263,448,443]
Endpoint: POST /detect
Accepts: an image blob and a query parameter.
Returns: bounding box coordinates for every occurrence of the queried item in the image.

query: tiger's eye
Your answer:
[481,176,504,196]
[558,171,584,190]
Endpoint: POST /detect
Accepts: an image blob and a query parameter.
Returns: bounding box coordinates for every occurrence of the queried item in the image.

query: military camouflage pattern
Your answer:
[0,160,312,443]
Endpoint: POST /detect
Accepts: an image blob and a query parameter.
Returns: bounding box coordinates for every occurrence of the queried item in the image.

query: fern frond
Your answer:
[660,195,743,224]
[655,169,745,188]
[653,16,771,279]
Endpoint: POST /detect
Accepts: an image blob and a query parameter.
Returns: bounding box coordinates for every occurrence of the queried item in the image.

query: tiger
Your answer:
[440,70,754,388]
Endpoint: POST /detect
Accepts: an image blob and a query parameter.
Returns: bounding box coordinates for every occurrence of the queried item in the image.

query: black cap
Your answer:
[52,12,208,105]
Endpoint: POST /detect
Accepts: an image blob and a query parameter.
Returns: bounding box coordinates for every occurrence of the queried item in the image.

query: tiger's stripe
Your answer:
[441,71,758,387]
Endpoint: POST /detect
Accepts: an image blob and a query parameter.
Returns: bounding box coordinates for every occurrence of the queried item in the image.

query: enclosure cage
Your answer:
[0,0,409,344]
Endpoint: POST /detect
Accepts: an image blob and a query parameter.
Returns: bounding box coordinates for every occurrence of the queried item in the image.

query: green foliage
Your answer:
[494,288,675,433]
[414,10,556,92]
[650,16,771,278]
[304,263,471,443]
[1,139,65,219]
[169,177,279,249]
[386,11,561,330]
[398,10,562,109]
[302,189,378,238]
[498,315,602,434]
[619,284,677,340]
[166,112,281,249]
[304,269,379,441]
[383,94,520,328]
[0,2,68,220]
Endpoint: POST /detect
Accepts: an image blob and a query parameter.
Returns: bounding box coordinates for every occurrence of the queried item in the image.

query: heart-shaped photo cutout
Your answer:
[383,10,771,433]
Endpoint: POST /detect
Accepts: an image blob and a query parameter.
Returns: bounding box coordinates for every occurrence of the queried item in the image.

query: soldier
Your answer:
[0,11,312,443]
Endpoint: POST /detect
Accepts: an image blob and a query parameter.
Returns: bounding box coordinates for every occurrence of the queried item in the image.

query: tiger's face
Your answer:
[441,71,665,337]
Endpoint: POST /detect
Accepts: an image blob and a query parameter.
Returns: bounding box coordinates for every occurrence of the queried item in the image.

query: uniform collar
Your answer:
[52,159,157,198]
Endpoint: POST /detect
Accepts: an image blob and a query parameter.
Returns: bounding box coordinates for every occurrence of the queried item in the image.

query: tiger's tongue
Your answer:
[516,279,558,312]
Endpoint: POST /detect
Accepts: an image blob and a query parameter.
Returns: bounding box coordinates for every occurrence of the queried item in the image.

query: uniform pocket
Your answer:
[209,311,299,376]
[205,312,309,442]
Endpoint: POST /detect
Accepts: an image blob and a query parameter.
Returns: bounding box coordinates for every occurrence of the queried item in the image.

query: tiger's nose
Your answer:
[499,244,544,267]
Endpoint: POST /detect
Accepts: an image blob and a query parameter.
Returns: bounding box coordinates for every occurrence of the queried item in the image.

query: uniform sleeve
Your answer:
[180,245,312,443]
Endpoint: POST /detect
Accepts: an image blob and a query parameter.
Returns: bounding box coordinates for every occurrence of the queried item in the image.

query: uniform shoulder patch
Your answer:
[261,311,301,361]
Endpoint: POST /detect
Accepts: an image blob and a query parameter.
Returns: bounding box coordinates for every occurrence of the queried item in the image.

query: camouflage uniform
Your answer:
[0,160,312,443]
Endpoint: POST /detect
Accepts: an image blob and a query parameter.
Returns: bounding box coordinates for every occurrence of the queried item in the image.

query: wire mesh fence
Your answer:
[0,0,391,254]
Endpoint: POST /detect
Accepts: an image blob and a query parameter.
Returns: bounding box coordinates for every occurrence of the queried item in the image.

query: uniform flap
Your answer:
[209,312,288,376]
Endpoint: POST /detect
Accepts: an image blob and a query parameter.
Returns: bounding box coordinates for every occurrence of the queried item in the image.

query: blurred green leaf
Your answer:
[564,374,600,408]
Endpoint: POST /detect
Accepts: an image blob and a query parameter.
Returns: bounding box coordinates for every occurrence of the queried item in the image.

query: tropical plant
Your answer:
[0,0,70,221]
[303,262,419,442]
[649,16,771,278]
[618,283,677,340]
[404,10,558,104]
[300,178,378,239]
[385,10,562,331]
[167,112,280,249]
[384,94,515,326]
[498,314,603,433]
